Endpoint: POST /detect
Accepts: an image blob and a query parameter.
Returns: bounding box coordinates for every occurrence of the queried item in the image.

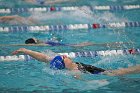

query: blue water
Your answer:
[0,0,140,93]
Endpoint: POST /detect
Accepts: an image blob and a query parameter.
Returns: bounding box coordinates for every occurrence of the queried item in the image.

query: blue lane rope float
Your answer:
[0,22,140,32]
[0,5,139,14]
[0,48,139,62]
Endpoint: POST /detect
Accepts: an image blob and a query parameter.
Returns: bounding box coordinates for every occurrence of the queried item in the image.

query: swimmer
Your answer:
[23,0,75,5]
[0,15,38,25]
[12,48,140,77]
[0,37,133,47]
[24,38,134,47]
[25,38,94,47]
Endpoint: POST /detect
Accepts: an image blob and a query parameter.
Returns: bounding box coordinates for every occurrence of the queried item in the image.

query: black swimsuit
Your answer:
[75,62,105,74]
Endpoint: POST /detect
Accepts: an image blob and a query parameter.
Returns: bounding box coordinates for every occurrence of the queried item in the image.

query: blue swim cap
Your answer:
[50,56,65,70]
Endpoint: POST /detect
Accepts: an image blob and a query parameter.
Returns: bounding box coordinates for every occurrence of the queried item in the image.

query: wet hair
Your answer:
[25,38,37,44]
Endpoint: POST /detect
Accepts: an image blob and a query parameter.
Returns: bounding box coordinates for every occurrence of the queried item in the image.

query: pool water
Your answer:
[0,0,140,93]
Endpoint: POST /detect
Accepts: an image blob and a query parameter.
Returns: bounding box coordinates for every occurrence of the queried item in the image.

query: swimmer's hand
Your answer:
[12,48,26,55]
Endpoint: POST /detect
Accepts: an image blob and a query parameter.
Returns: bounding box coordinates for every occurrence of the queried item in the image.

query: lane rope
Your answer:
[0,48,139,62]
[0,22,140,32]
[0,5,140,14]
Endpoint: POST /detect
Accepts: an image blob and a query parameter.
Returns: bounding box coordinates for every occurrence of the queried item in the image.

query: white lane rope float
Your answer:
[0,5,140,14]
[0,48,139,62]
[0,22,140,32]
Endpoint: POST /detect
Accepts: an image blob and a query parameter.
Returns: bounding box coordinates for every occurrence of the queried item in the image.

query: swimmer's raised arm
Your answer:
[0,15,17,22]
[12,48,52,62]
[0,15,26,20]
[0,15,37,25]
[0,15,17,19]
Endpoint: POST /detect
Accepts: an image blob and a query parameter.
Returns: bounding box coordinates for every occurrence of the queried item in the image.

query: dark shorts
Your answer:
[75,62,105,74]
